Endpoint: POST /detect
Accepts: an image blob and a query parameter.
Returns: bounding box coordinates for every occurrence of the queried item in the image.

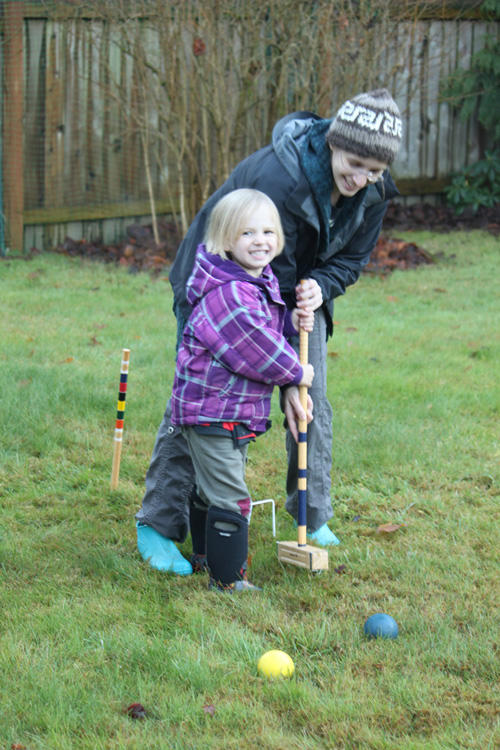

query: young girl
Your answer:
[171,188,314,592]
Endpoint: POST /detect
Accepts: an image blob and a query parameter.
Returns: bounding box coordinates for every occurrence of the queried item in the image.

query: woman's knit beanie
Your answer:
[326,89,402,164]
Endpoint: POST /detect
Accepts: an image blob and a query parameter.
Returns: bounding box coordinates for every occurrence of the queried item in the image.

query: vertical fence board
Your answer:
[66,19,83,205]
[3,1,24,252]
[107,26,123,202]
[44,20,64,208]
[423,21,442,177]
[392,22,415,178]
[85,21,98,202]
[123,31,139,199]
[437,21,454,177]
[24,19,45,208]
[410,24,424,177]
[453,21,473,171]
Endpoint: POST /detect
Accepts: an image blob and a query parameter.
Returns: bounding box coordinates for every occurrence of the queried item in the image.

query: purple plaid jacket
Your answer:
[171,244,303,432]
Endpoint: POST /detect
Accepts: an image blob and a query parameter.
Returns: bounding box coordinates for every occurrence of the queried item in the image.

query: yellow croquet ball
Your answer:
[257,650,295,679]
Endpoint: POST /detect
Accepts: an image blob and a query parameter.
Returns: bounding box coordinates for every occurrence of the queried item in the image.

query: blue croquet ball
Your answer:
[364,613,399,639]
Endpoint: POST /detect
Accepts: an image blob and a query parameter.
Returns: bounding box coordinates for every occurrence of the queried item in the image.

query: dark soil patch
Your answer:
[45,201,499,275]
[56,219,181,274]
[383,200,500,235]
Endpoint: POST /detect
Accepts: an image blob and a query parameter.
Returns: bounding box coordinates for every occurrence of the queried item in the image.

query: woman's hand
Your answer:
[295,278,323,312]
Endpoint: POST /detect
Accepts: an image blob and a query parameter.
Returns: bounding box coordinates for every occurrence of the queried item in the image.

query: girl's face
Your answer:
[228,205,279,277]
[330,147,387,197]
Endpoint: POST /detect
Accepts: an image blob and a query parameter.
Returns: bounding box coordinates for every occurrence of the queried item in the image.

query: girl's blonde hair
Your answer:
[204,188,285,260]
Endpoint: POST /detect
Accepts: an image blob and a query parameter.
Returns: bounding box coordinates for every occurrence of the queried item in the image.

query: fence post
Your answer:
[3,0,24,253]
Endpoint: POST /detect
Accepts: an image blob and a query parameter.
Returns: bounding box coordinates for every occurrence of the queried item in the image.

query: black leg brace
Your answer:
[206,505,248,585]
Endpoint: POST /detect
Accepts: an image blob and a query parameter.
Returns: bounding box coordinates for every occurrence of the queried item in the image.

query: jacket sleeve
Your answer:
[193,283,303,387]
[309,200,387,302]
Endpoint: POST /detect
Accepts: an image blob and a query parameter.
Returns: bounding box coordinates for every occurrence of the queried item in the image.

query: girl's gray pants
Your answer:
[135,308,333,541]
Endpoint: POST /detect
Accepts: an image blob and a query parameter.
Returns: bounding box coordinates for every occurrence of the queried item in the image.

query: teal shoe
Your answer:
[307,523,340,547]
[136,522,192,575]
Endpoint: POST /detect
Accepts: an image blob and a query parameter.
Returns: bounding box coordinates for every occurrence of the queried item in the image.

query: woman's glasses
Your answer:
[343,155,385,183]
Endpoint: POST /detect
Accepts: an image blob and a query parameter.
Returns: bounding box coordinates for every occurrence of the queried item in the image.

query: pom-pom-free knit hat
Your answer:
[326,89,402,164]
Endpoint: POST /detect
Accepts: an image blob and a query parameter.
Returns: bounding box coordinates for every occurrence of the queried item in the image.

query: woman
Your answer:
[135,88,403,574]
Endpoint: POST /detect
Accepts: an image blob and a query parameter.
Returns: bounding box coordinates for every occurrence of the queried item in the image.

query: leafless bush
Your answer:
[54,0,455,233]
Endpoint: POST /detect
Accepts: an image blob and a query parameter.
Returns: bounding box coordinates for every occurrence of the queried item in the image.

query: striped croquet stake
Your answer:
[111,348,130,490]
[297,328,308,547]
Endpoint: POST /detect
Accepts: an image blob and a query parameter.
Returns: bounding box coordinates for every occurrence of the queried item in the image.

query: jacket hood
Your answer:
[272,111,326,180]
[186,244,283,308]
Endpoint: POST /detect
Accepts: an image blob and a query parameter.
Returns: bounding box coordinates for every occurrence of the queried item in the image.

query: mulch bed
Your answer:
[46,201,499,274]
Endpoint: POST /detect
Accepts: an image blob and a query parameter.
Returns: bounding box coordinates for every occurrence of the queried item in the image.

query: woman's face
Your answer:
[330,148,387,197]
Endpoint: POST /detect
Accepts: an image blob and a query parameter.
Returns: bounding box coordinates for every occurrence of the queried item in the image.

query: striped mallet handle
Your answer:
[111,348,130,490]
[297,327,308,547]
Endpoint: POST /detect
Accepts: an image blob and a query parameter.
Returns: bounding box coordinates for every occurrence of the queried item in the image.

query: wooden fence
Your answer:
[1,1,498,253]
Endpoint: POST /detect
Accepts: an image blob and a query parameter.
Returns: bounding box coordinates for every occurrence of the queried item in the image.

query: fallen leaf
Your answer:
[11,744,27,750]
[328,351,339,357]
[345,326,358,332]
[377,523,405,534]
[89,336,101,346]
[386,295,399,302]
[203,703,216,716]
[125,702,147,720]
[60,357,74,364]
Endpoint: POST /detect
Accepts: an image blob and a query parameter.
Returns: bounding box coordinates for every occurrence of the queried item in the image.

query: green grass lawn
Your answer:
[0,230,498,749]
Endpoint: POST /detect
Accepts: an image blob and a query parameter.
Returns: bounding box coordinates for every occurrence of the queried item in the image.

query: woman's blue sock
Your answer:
[136,522,192,575]
[307,523,340,546]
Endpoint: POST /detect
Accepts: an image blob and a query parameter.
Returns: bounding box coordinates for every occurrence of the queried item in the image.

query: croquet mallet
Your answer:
[277,328,329,571]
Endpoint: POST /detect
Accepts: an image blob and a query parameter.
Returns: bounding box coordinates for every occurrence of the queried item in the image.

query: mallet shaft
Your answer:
[297,327,308,547]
